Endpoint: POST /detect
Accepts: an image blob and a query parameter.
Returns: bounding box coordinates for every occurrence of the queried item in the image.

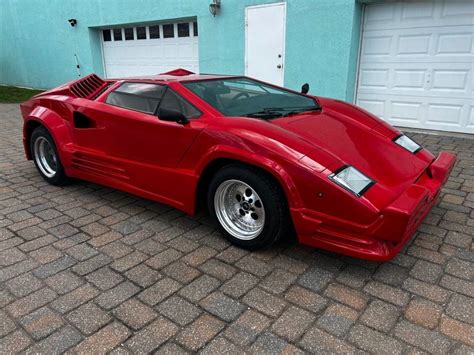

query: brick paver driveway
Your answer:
[0,103,473,354]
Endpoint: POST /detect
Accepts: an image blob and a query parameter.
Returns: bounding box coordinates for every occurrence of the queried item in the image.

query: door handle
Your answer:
[277,64,282,69]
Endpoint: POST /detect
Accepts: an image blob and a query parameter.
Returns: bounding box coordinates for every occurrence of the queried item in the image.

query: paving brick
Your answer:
[324,283,369,310]
[250,332,303,354]
[73,322,131,354]
[84,266,124,291]
[201,336,242,354]
[18,235,57,253]
[216,245,248,264]
[124,264,162,288]
[88,231,123,248]
[220,271,259,298]
[365,281,410,306]
[440,315,474,346]
[446,257,473,280]
[113,298,157,330]
[441,274,474,298]
[163,261,201,283]
[154,342,188,355]
[260,268,298,295]
[157,296,202,326]
[0,309,16,337]
[111,250,148,272]
[44,271,83,295]
[445,231,472,248]
[125,317,178,353]
[243,288,287,318]
[403,278,450,303]
[316,303,358,337]
[179,275,220,303]
[235,255,273,277]
[176,314,224,351]
[66,302,112,335]
[198,258,236,281]
[405,298,442,329]
[336,265,372,288]
[0,247,26,266]
[349,324,404,354]
[0,330,31,353]
[146,248,183,270]
[272,305,316,341]
[5,272,43,297]
[6,287,57,318]
[410,260,443,283]
[33,255,77,279]
[284,285,328,313]
[300,327,356,353]
[50,284,99,314]
[95,281,140,310]
[65,243,98,261]
[223,309,271,346]
[298,267,334,292]
[199,292,246,322]
[29,245,63,265]
[20,306,64,340]
[446,294,474,325]
[135,238,167,255]
[360,300,400,332]
[138,277,181,306]
[72,253,112,276]
[394,320,452,354]
[182,246,218,267]
[408,245,448,264]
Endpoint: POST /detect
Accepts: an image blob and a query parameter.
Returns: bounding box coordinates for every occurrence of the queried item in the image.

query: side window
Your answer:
[159,89,201,119]
[106,82,166,114]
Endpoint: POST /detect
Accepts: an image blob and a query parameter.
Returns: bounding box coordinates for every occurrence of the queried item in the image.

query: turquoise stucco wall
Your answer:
[0,0,362,101]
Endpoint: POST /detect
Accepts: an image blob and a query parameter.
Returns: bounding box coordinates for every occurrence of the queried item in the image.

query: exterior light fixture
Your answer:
[68,19,77,27]
[209,0,221,16]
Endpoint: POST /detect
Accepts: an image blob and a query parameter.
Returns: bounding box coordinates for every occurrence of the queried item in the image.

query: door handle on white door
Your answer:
[277,64,282,69]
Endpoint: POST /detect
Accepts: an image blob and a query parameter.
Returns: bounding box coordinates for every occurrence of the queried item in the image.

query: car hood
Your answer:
[272,108,432,205]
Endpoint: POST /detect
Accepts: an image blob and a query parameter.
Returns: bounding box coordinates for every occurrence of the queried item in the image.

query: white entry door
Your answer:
[101,21,199,78]
[245,3,286,86]
[356,0,474,134]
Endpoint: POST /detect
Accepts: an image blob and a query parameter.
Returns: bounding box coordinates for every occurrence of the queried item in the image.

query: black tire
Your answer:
[30,126,69,185]
[207,164,292,250]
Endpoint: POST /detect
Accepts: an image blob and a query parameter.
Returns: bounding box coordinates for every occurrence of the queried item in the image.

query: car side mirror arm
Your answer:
[157,107,189,125]
[301,83,309,94]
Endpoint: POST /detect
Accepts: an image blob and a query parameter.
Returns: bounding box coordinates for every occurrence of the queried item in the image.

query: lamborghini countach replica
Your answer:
[20,69,456,261]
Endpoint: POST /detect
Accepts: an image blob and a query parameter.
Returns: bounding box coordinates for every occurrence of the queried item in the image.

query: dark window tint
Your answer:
[149,25,160,39]
[163,24,174,38]
[193,22,198,36]
[106,83,166,114]
[113,29,122,41]
[124,27,134,40]
[136,26,146,40]
[103,29,111,42]
[177,23,189,37]
[159,89,201,118]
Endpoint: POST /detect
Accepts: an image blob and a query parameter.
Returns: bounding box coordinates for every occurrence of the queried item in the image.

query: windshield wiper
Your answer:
[264,106,322,117]
[243,109,284,119]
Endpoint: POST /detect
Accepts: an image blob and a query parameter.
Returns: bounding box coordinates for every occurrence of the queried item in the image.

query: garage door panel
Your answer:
[357,0,474,133]
[102,21,198,78]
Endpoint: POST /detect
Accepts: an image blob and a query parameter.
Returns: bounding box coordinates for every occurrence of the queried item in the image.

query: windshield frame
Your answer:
[180,76,321,118]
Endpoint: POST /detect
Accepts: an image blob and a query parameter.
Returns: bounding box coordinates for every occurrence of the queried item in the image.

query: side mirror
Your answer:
[301,83,309,94]
[157,107,189,125]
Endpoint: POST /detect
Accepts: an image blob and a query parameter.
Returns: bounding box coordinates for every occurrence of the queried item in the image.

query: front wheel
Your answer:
[30,126,69,185]
[207,165,291,250]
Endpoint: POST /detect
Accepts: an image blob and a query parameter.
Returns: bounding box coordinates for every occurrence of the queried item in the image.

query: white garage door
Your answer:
[356,0,474,134]
[101,21,199,78]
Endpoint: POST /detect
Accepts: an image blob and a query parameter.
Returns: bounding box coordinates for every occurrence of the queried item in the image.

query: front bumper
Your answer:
[292,151,456,261]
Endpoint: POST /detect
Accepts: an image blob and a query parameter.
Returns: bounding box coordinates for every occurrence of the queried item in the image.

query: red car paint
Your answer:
[20,71,456,261]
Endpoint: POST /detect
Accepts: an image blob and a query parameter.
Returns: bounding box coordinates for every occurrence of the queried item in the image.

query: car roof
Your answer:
[109,68,238,83]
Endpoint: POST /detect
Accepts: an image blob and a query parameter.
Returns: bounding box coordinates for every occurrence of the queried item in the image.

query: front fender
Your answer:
[194,144,304,210]
[24,106,72,164]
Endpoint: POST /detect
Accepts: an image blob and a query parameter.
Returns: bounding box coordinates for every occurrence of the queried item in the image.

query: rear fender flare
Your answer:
[24,106,72,164]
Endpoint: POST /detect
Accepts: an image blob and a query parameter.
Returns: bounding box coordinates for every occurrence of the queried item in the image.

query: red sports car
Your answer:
[20,69,456,261]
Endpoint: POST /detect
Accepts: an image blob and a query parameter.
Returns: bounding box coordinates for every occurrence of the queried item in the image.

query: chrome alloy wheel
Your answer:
[33,136,58,178]
[214,179,265,240]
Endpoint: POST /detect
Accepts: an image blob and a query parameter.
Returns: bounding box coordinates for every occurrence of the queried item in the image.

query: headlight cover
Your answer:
[329,166,374,196]
[394,134,421,153]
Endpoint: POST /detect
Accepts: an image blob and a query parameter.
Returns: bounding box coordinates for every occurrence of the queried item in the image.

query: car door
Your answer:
[82,82,207,201]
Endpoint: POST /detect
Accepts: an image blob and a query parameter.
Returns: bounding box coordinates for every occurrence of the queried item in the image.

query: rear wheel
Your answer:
[208,164,291,250]
[30,126,69,185]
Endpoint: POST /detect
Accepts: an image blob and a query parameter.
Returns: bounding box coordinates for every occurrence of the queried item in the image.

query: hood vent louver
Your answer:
[70,74,107,99]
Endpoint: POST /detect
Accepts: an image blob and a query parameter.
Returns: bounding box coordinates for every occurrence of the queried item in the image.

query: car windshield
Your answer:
[182,78,320,118]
